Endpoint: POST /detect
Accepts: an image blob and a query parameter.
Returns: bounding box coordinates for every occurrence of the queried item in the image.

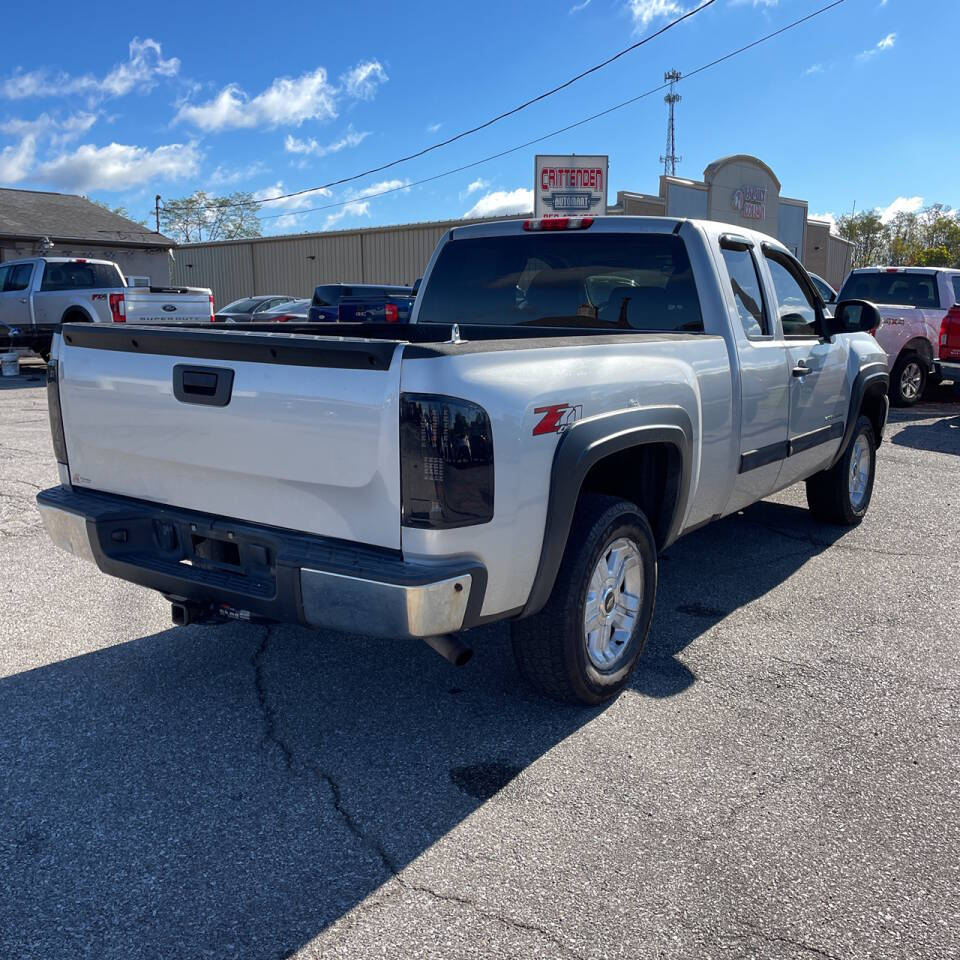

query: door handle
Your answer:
[792,361,811,377]
[19,298,27,303]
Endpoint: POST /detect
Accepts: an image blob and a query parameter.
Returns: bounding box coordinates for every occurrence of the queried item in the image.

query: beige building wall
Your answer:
[704,156,781,240]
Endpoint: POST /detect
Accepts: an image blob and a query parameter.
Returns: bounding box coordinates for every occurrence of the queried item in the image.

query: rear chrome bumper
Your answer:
[37,486,483,638]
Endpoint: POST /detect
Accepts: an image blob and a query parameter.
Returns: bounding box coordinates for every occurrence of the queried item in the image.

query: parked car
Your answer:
[37,216,888,705]
[0,257,214,359]
[809,272,838,304]
[837,266,960,405]
[937,303,960,384]
[256,298,312,322]
[215,295,297,323]
[307,283,415,323]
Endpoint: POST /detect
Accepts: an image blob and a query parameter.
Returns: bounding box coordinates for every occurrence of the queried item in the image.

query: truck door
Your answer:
[718,236,792,513]
[0,262,36,328]
[762,249,847,488]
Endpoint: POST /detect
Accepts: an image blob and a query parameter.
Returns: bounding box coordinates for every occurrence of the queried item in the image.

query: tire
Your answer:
[511,494,657,705]
[890,352,927,406]
[805,415,876,525]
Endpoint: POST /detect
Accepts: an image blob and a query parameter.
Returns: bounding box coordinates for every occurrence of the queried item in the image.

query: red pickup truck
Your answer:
[938,305,960,386]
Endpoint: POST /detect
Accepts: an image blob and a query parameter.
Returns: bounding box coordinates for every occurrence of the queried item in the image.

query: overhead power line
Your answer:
[186,0,717,214]
[256,0,846,223]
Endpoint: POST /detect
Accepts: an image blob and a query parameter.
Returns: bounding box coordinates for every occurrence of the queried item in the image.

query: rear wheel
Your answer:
[511,495,657,705]
[805,415,876,525]
[890,353,926,406]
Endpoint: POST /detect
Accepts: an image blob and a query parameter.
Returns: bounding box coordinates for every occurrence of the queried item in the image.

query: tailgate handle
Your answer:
[173,364,234,407]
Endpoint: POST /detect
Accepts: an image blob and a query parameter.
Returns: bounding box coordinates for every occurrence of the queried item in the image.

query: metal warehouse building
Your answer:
[173,154,853,305]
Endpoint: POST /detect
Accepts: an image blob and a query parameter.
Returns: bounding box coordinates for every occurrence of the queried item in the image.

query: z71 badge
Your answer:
[533,403,583,435]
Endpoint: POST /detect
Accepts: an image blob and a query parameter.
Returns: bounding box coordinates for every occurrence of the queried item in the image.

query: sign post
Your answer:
[535,155,608,218]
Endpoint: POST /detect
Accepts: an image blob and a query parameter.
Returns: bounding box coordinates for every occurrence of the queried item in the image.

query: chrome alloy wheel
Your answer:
[848,433,871,510]
[584,538,643,671]
[900,361,923,401]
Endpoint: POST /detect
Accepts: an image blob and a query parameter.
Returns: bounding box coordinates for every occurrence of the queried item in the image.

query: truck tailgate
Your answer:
[56,325,403,549]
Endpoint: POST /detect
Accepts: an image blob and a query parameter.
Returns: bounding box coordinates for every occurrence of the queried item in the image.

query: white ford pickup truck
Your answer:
[0,256,214,359]
[38,217,889,704]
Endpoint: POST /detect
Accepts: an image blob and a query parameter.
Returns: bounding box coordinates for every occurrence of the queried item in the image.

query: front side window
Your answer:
[952,276,960,305]
[721,247,768,338]
[764,254,819,338]
[417,232,703,332]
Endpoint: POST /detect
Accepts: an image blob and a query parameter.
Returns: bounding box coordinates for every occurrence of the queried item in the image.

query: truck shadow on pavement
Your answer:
[890,415,960,456]
[0,499,849,959]
[0,369,45,391]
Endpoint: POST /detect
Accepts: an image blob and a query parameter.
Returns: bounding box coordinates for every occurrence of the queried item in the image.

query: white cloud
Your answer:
[465,177,490,195]
[804,63,824,76]
[175,67,338,131]
[628,0,682,29]
[324,200,370,230]
[426,122,442,133]
[208,160,269,186]
[352,178,409,200]
[810,211,838,234]
[463,187,534,219]
[570,0,592,12]
[0,38,178,101]
[0,135,36,184]
[0,111,98,147]
[878,196,923,224]
[730,0,779,6]
[284,125,370,157]
[253,181,332,211]
[858,32,896,60]
[340,61,388,100]
[35,141,201,192]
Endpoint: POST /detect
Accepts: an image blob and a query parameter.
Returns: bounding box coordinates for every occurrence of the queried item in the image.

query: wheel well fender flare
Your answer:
[60,307,93,324]
[897,337,934,366]
[830,361,889,468]
[520,406,694,619]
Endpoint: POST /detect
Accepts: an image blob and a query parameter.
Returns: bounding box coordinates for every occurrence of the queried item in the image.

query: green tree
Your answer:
[885,211,919,266]
[158,191,262,244]
[911,246,952,267]
[836,211,888,268]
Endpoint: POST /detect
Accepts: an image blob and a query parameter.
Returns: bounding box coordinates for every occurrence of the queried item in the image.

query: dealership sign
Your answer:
[535,155,608,217]
[731,184,766,220]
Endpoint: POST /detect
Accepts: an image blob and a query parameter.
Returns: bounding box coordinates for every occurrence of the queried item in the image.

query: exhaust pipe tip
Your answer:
[423,634,473,667]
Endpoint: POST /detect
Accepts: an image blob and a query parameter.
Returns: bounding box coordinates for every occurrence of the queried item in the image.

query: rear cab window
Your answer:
[952,276,960,305]
[839,271,943,309]
[40,261,123,291]
[417,232,703,332]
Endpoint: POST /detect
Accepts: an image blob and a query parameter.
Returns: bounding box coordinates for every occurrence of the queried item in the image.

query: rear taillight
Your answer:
[400,393,493,529]
[384,303,399,323]
[108,292,125,323]
[46,359,69,469]
[209,294,215,322]
[941,315,950,347]
[523,216,594,231]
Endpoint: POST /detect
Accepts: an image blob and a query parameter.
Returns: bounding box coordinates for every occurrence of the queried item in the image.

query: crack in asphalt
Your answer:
[732,921,844,960]
[250,627,582,958]
[743,518,936,561]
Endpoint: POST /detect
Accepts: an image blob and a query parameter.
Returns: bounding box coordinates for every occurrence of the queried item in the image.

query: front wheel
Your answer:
[805,415,876,525]
[511,495,657,705]
[890,353,926,406]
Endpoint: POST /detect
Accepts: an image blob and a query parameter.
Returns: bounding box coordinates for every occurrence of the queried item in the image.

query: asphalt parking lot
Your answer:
[1,357,958,960]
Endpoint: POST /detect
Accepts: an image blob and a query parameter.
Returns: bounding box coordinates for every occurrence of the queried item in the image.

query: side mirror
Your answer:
[823,299,882,338]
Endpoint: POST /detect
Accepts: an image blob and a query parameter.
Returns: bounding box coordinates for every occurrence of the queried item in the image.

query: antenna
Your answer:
[660,69,682,177]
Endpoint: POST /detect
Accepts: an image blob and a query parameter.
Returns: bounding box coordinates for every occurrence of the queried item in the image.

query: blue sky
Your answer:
[1,0,955,236]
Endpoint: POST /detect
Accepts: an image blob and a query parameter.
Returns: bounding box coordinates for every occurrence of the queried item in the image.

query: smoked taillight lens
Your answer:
[46,359,69,468]
[399,394,494,528]
[109,292,125,323]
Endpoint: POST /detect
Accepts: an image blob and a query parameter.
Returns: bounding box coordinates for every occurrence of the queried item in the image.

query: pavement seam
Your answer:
[731,920,844,960]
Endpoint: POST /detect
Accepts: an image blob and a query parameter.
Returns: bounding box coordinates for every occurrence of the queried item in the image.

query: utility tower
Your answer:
[660,69,682,178]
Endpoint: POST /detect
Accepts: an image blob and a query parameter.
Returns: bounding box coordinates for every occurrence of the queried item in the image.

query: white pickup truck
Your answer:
[38,217,889,704]
[0,256,214,358]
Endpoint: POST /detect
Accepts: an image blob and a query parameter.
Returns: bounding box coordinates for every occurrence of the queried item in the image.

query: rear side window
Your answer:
[952,277,960,305]
[417,232,702,332]
[2,263,33,292]
[312,285,351,306]
[721,247,768,338]
[40,261,123,291]
[839,272,943,309]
